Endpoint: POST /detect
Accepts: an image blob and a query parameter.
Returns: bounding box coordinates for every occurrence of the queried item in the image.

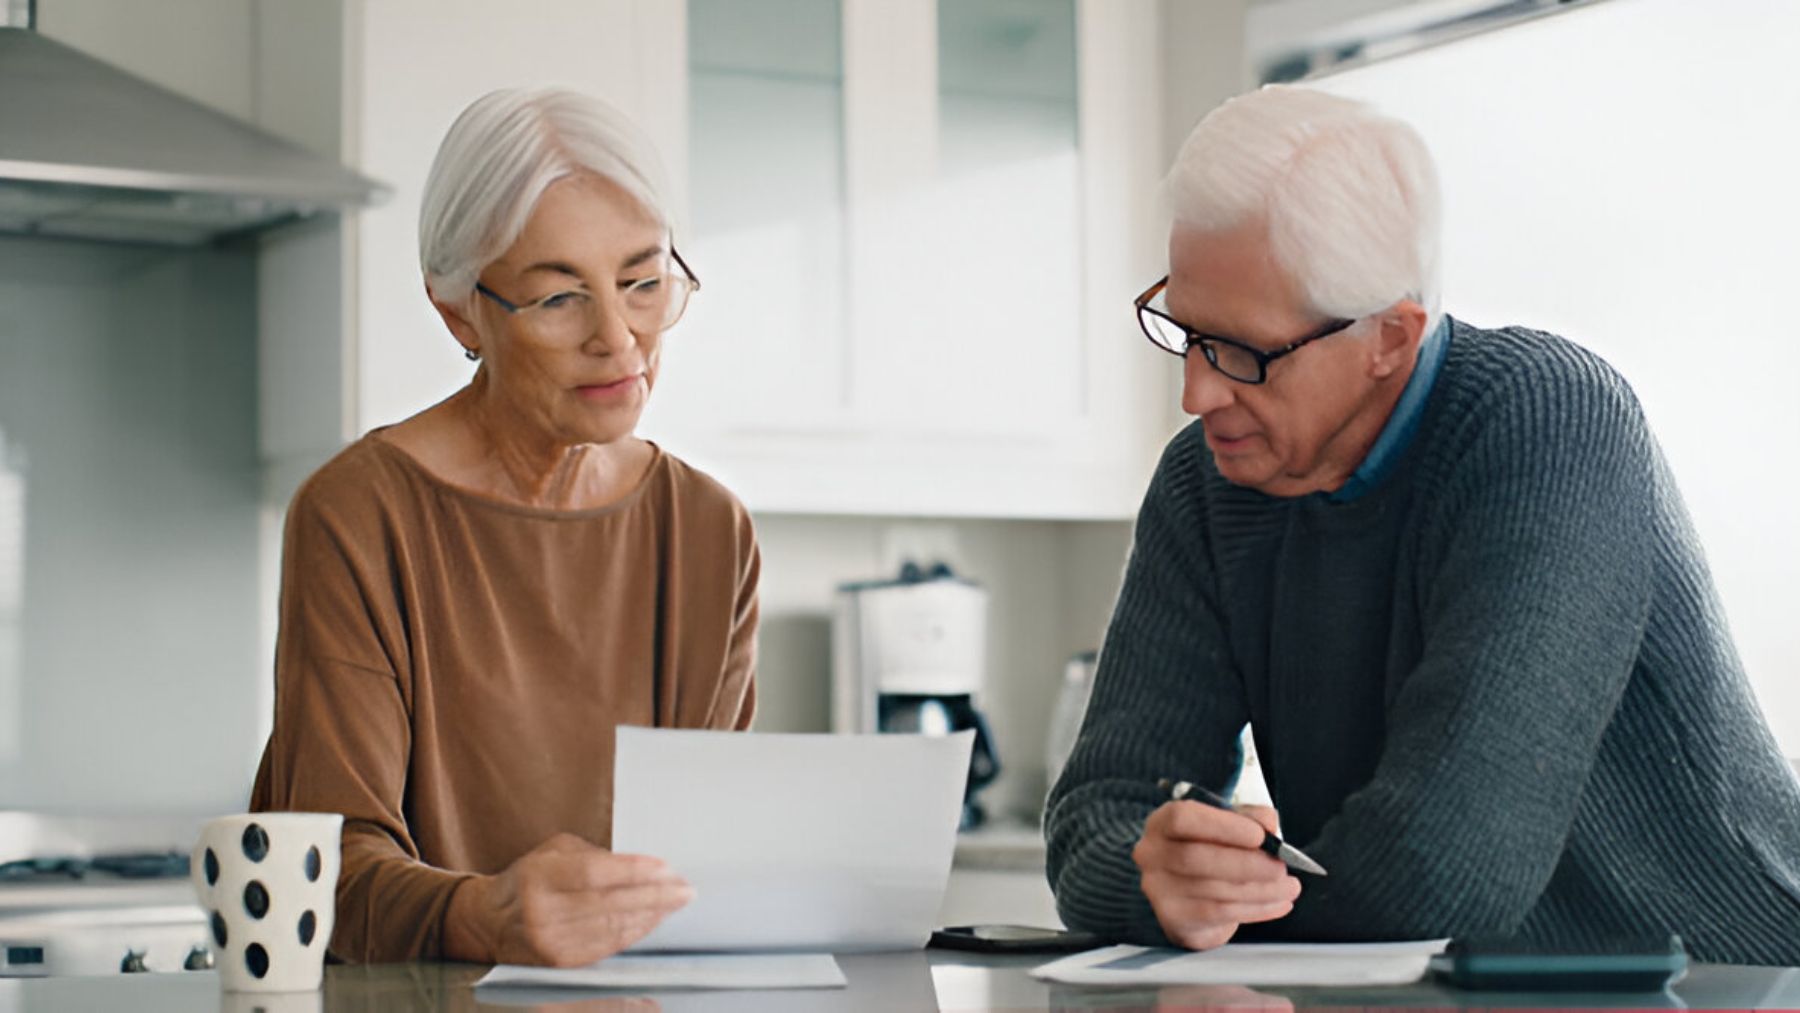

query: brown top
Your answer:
[249,435,759,963]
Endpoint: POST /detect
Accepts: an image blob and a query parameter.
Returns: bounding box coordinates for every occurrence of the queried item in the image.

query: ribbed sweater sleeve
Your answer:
[1043,437,1249,946]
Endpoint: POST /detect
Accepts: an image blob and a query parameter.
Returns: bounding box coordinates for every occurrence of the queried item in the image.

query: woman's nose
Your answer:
[582,297,637,355]
[1181,353,1236,416]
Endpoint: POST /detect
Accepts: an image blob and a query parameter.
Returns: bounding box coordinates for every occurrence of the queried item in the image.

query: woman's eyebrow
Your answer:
[619,245,666,271]
[517,245,665,278]
[520,260,583,278]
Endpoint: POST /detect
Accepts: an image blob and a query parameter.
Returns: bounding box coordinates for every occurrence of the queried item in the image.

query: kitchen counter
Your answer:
[8,951,1800,1011]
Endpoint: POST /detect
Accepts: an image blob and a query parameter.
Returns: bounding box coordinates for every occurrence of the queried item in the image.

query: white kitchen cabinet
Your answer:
[644,0,1171,518]
[264,0,1172,519]
[347,0,687,441]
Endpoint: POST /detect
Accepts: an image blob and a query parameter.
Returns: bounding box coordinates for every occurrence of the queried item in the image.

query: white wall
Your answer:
[1315,0,1800,751]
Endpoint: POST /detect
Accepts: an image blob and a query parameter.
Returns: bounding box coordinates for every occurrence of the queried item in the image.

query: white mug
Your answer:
[191,812,342,992]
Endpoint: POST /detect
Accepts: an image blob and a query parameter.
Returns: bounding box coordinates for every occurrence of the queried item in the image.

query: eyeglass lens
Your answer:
[516,268,694,342]
[1139,311,1264,382]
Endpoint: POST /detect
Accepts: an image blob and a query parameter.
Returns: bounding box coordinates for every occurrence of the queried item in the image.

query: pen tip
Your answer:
[1280,845,1329,877]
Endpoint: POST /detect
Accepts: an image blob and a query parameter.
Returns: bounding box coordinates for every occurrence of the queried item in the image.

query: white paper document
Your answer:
[1032,939,1451,987]
[611,726,973,952]
[476,952,845,991]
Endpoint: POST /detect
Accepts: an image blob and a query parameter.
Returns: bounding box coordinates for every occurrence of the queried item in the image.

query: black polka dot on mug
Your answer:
[245,943,270,979]
[305,846,322,882]
[211,910,228,948]
[241,823,270,863]
[299,910,317,946]
[204,848,220,886]
[244,880,270,919]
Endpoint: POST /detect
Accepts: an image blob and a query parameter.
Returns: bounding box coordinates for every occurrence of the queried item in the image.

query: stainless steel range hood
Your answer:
[0,24,386,246]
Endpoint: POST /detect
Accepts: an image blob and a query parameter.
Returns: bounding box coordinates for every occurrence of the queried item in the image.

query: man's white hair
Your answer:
[1164,84,1442,329]
[419,87,673,303]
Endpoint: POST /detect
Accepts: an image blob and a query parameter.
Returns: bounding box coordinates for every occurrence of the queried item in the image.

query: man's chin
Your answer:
[1211,453,1275,489]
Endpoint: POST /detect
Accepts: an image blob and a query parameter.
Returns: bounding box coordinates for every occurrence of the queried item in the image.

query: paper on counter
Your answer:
[1032,939,1450,987]
[476,951,845,991]
[612,726,973,953]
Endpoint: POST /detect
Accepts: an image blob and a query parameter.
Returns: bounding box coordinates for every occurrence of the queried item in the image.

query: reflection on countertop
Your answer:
[10,951,1800,1012]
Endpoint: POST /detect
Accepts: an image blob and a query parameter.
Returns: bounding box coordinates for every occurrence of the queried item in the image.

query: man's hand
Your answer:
[445,832,693,966]
[1134,801,1302,950]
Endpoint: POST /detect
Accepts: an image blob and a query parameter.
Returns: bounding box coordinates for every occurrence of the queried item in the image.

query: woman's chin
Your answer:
[567,410,645,447]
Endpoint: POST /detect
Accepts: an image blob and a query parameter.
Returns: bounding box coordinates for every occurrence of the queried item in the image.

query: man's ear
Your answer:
[427,278,484,359]
[1370,299,1428,380]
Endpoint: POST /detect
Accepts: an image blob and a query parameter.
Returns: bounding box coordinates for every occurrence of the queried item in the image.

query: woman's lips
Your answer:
[575,374,641,401]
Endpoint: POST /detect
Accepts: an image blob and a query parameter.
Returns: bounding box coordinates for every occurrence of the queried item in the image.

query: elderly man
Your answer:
[1044,85,1800,966]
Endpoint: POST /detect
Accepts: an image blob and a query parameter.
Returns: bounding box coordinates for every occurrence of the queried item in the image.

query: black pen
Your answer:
[1157,778,1328,876]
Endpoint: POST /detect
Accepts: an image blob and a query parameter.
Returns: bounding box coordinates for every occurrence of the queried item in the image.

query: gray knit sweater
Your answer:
[1045,319,1800,965]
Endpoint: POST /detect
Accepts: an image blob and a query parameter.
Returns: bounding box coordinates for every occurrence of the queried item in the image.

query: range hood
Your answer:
[0,25,387,246]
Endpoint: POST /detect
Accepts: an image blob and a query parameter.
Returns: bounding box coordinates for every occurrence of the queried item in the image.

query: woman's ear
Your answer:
[1369,299,1428,379]
[428,278,484,359]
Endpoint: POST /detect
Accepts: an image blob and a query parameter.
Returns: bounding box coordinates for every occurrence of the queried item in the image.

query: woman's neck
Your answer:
[383,383,652,511]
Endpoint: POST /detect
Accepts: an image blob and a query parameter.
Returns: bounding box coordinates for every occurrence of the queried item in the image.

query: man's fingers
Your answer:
[1142,869,1299,913]
[1152,800,1274,850]
[1154,892,1295,929]
[1153,871,1301,905]
[1236,804,1282,836]
[1137,834,1287,883]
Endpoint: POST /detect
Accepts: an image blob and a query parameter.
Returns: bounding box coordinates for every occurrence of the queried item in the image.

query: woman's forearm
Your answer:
[442,875,496,963]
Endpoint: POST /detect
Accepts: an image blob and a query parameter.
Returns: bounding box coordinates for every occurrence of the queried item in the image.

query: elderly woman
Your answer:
[250,87,758,967]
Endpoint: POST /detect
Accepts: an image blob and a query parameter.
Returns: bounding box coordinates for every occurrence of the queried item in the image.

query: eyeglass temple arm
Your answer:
[671,246,700,290]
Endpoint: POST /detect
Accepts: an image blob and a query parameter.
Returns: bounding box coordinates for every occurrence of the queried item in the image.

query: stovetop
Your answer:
[0,813,210,976]
[0,852,195,917]
[0,851,190,883]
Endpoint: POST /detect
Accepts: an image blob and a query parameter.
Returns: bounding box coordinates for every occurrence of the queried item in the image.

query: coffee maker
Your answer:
[832,562,1000,829]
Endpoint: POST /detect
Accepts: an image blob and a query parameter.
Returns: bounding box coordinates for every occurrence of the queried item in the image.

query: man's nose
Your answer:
[1181,352,1235,416]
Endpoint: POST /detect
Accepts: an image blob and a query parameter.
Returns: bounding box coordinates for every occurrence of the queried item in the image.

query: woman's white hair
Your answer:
[419,86,673,303]
[1164,84,1442,329]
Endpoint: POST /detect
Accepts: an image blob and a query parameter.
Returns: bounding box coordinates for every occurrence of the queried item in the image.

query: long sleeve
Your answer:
[250,485,470,964]
[1248,345,1658,941]
[250,439,760,964]
[1043,433,1250,945]
[714,511,761,731]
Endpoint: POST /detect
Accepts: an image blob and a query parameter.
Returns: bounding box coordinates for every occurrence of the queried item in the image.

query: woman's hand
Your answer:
[1133,801,1301,951]
[445,832,693,966]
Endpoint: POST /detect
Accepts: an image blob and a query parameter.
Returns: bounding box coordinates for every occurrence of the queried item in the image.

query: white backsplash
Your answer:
[0,235,265,816]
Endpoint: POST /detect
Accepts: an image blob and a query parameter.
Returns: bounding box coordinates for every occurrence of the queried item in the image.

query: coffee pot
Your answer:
[831,562,1001,829]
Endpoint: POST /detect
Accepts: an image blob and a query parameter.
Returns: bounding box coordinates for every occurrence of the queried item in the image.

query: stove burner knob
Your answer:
[184,945,215,971]
[120,949,149,973]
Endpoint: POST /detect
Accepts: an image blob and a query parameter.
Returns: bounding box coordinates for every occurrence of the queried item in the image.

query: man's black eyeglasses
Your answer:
[1135,276,1357,385]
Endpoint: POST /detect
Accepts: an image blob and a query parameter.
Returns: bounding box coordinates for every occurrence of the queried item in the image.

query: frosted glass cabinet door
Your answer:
[648,0,1162,517]
[644,0,849,439]
[853,0,1082,438]
[655,0,1082,443]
